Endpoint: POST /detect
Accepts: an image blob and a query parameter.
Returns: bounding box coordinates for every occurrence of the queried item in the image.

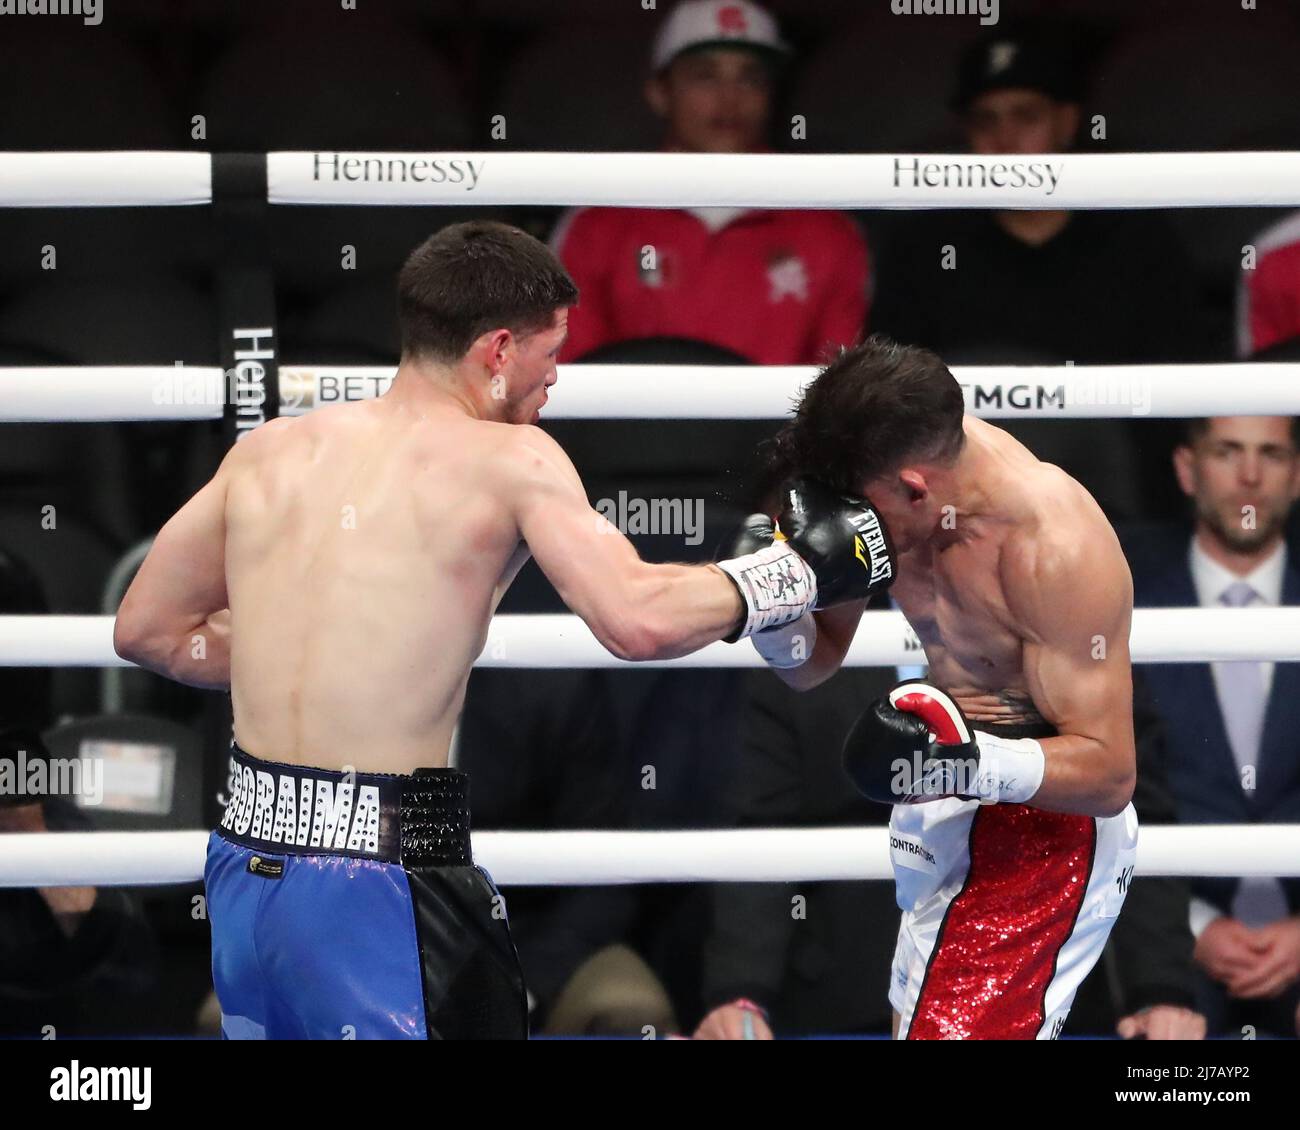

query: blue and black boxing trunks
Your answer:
[204,744,527,1039]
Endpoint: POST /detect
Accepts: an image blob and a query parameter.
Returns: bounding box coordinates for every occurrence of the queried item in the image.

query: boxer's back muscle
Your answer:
[223,403,522,772]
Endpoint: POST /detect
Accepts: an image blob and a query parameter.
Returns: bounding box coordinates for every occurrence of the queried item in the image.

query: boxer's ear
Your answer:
[899,468,927,505]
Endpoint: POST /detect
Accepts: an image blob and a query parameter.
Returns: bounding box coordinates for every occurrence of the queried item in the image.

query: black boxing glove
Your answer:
[842,681,1046,806]
[775,476,897,606]
[717,513,777,560]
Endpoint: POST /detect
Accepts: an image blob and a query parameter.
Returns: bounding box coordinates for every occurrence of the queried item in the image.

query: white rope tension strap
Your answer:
[5,363,1300,422]
[1,825,1296,888]
[266,150,1300,209]
[5,609,1300,668]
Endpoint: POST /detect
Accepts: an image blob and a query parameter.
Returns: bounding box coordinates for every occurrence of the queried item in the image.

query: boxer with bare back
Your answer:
[112,221,897,1040]
[734,336,1138,1039]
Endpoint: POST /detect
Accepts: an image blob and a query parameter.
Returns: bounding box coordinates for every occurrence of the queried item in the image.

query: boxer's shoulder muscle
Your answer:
[228,414,301,464]
[492,424,585,503]
[218,415,305,520]
[1015,462,1124,565]
[999,489,1132,642]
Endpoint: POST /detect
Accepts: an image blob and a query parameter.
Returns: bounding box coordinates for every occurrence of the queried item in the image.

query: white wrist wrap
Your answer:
[971,732,1046,805]
[717,541,817,640]
[752,610,818,669]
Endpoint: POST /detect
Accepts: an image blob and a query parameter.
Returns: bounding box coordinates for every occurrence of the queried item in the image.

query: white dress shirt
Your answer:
[1186,536,1289,937]
[1189,536,1285,699]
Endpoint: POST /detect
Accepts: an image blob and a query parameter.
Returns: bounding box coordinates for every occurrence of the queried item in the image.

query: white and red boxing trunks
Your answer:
[887,722,1139,1040]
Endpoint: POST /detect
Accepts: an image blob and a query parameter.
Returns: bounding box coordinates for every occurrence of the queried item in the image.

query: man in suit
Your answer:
[1132,415,1300,1037]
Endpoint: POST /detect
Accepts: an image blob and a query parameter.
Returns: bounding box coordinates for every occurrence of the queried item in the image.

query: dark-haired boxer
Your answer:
[112,221,895,1040]
[737,335,1138,1040]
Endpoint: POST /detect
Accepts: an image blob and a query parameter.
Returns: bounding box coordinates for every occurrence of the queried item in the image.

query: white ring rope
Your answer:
[266,151,1300,209]
[4,609,1300,668]
[0,366,225,422]
[0,151,211,208]
[1,826,1297,888]
[5,363,1300,423]
[5,150,1300,211]
[281,363,1300,421]
[3,153,1295,894]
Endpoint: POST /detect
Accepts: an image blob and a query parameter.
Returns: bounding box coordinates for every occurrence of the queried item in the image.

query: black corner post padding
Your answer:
[211,152,279,450]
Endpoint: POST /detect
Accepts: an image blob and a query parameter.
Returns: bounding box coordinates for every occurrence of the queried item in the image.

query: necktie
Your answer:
[1217,581,1287,925]
[1217,581,1265,777]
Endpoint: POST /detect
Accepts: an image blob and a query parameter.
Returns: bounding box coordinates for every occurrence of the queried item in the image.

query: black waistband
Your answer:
[976,721,1059,741]
[217,743,471,867]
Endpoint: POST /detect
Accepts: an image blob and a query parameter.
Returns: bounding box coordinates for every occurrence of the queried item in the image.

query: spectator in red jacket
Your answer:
[1238,213,1300,358]
[553,0,870,365]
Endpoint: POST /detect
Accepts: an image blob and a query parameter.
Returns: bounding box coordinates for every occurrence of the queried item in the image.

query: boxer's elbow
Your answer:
[1103,776,1136,818]
[589,566,687,661]
[593,623,650,662]
[113,608,175,673]
[113,611,152,665]
[596,610,673,662]
[1096,761,1136,818]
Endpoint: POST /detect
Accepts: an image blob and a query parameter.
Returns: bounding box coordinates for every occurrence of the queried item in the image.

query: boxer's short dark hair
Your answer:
[398,221,578,363]
[768,335,966,492]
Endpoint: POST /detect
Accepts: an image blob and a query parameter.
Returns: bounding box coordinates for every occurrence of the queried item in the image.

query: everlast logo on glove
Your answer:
[776,477,897,606]
[851,508,893,586]
[716,476,898,641]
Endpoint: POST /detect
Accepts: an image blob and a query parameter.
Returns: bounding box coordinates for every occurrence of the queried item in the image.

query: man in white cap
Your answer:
[553,0,871,366]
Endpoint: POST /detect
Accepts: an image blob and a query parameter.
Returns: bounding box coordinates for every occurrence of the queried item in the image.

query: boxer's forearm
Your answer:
[1028,733,1136,817]
[117,611,231,689]
[615,562,742,660]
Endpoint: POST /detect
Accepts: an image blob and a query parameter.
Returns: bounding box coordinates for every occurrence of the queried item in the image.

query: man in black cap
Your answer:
[872,23,1201,378]
[870,22,1203,525]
